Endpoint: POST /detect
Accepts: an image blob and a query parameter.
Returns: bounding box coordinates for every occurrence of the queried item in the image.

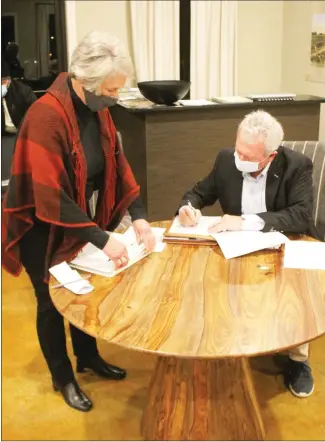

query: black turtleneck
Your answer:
[66,78,147,250]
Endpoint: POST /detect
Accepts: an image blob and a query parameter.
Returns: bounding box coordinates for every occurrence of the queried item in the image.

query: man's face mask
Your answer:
[1,80,10,98]
[234,151,269,173]
[84,88,118,112]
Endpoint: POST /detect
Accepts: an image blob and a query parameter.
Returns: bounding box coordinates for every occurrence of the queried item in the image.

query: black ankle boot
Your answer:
[53,380,92,412]
[76,355,127,380]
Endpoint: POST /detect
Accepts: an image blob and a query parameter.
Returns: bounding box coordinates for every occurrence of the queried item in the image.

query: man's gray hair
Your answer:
[238,110,284,154]
[69,30,134,93]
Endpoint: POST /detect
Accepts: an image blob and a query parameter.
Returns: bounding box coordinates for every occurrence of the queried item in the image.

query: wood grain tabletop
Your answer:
[50,221,325,359]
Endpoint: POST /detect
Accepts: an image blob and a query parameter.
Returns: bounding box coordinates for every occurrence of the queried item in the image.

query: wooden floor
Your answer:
[2,269,325,441]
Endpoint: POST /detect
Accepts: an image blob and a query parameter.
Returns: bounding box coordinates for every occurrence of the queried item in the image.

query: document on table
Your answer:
[49,262,94,294]
[211,96,253,104]
[283,241,325,270]
[210,230,288,260]
[178,99,215,106]
[70,227,166,278]
[166,216,221,239]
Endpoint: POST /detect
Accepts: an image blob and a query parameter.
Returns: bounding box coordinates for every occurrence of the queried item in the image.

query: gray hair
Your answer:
[69,30,134,93]
[238,110,284,154]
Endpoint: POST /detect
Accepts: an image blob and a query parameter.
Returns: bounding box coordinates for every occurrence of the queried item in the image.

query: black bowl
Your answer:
[137,80,191,105]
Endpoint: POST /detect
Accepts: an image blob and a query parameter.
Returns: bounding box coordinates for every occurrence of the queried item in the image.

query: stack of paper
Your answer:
[70,227,166,278]
[164,216,221,243]
[178,99,215,106]
[164,216,289,257]
[283,240,325,270]
[210,230,288,259]
[211,96,253,104]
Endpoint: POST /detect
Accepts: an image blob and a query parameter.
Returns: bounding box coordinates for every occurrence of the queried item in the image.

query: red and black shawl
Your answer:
[2,73,140,276]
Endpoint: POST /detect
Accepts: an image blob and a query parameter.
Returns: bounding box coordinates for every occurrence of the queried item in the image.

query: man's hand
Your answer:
[208,214,243,233]
[179,205,202,226]
[133,219,156,252]
[102,235,129,269]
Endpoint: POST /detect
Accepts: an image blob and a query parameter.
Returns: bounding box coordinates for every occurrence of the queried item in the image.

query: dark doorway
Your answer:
[2,14,17,53]
[1,0,68,96]
[179,0,191,98]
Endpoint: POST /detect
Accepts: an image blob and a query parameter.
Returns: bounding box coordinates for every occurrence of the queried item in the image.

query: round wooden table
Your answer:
[50,222,325,441]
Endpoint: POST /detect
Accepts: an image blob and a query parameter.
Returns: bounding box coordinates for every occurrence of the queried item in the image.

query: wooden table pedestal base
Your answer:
[141,356,265,441]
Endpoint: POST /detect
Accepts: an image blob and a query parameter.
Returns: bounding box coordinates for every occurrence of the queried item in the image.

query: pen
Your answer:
[51,275,91,289]
[188,200,195,211]
[258,265,269,271]
[187,200,199,224]
[188,200,197,216]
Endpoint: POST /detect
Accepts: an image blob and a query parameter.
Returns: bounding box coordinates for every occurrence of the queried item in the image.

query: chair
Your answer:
[282,141,325,241]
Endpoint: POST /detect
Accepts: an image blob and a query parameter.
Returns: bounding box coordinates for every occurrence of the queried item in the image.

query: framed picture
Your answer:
[306,2,325,83]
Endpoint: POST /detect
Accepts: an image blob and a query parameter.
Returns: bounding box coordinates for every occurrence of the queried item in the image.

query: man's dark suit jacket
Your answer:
[1,80,37,190]
[1,79,36,136]
[179,146,315,235]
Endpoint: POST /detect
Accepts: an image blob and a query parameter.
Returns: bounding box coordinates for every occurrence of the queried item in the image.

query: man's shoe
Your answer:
[285,359,314,398]
[53,380,93,412]
[76,355,127,380]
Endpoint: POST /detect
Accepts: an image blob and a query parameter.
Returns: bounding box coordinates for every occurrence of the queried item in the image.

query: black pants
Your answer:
[20,222,99,387]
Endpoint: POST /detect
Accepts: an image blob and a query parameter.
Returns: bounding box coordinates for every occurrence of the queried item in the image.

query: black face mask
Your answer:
[84,88,118,112]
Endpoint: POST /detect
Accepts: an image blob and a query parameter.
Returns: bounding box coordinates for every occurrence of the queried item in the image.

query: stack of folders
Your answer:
[178,99,215,106]
[211,96,253,104]
[164,216,220,245]
[164,216,288,259]
[70,227,166,277]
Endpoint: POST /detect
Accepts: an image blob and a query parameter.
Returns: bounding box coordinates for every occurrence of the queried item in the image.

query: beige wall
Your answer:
[74,0,133,60]
[282,1,325,141]
[237,1,284,95]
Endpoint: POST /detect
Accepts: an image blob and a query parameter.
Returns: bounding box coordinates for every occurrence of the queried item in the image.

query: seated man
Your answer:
[178,110,314,398]
[1,60,36,134]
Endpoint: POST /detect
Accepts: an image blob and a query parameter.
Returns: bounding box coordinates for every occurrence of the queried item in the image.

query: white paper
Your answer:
[71,243,148,277]
[122,226,166,252]
[168,216,221,238]
[154,242,166,252]
[70,227,166,278]
[49,262,94,294]
[210,230,288,259]
[283,241,325,270]
[212,96,253,103]
[178,99,215,106]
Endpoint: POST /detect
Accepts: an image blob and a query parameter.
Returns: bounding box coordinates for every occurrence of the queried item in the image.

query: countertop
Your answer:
[116,95,325,114]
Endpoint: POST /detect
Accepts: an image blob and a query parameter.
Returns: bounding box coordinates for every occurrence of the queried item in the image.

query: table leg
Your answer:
[141,356,265,441]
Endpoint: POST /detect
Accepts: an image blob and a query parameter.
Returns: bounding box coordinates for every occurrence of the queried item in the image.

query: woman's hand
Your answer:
[102,235,129,269]
[133,219,156,252]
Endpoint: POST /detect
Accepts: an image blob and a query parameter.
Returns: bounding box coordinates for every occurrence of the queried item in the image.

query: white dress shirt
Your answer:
[2,98,17,134]
[240,162,271,231]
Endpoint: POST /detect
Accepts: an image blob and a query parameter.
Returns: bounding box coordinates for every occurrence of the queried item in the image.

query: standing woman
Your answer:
[2,31,156,412]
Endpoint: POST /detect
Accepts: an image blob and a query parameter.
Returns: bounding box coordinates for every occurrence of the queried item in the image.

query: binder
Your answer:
[246,93,296,102]
[163,216,220,245]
